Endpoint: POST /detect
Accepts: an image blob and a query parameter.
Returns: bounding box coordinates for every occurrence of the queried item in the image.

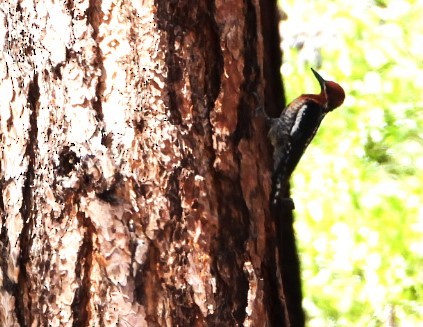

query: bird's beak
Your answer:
[311,68,326,91]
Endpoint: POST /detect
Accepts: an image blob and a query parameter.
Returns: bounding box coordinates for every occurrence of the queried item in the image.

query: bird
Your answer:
[267,68,345,208]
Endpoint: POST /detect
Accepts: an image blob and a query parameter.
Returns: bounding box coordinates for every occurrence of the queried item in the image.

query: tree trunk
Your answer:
[0,0,303,326]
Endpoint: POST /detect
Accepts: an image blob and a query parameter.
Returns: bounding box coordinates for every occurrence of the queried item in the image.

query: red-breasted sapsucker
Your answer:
[268,68,345,208]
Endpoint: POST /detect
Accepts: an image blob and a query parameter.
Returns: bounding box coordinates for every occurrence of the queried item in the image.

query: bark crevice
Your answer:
[71,212,94,327]
[213,176,250,324]
[16,73,40,327]
[87,0,105,123]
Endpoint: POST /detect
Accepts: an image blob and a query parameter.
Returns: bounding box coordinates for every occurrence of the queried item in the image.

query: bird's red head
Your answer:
[311,68,345,111]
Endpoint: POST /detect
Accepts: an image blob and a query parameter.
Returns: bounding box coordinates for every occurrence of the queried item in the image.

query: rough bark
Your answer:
[0,0,303,326]
[260,4,304,327]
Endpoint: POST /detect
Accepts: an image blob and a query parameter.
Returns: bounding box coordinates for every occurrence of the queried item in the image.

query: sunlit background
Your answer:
[278,0,423,325]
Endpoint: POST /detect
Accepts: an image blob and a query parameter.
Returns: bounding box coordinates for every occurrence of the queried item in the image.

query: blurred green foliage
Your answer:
[279,0,423,325]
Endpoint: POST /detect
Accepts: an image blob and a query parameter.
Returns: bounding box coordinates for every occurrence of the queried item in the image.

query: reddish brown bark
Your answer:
[0,0,303,326]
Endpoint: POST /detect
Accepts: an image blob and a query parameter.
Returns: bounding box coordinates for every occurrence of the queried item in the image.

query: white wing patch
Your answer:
[290,104,308,137]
